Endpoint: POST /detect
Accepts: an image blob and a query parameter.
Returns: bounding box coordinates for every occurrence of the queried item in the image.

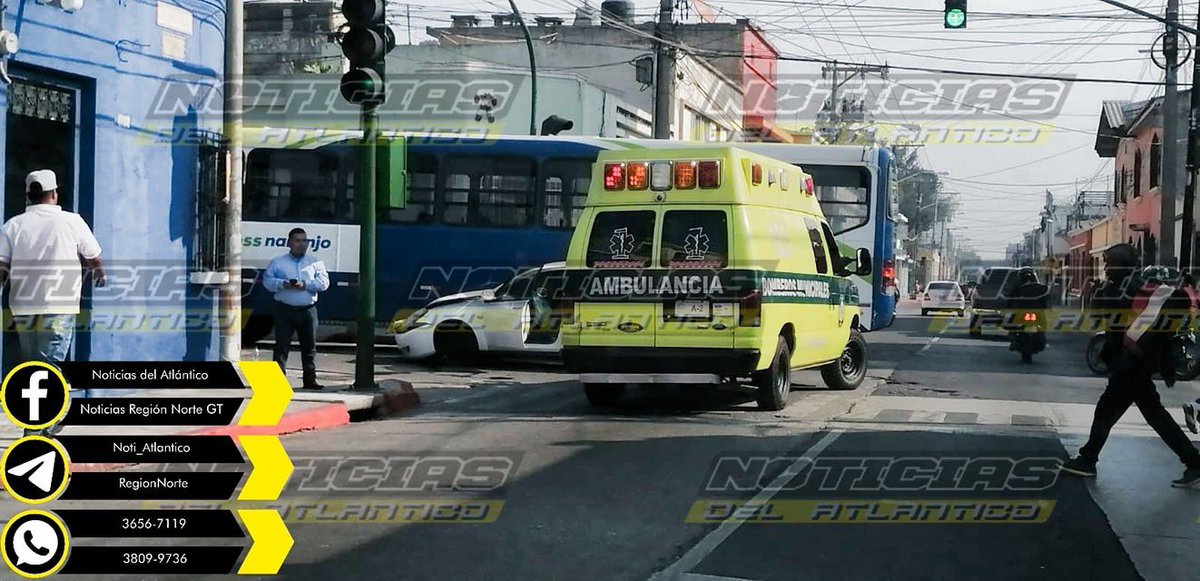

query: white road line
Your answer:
[648,429,844,581]
[918,336,941,354]
[677,574,760,581]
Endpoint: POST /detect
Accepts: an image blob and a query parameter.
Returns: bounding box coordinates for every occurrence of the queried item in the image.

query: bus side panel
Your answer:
[375,224,573,323]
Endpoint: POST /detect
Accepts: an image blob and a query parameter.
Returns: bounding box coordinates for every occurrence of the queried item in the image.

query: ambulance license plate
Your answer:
[675,301,710,318]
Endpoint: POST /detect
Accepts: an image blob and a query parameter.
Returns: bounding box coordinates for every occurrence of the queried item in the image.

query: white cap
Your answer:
[25,169,57,193]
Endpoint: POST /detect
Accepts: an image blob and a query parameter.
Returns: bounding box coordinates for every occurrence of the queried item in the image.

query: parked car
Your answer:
[921,281,966,316]
[391,262,564,362]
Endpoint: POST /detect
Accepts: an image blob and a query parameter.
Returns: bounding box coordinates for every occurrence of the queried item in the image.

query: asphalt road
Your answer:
[262,307,1198,581]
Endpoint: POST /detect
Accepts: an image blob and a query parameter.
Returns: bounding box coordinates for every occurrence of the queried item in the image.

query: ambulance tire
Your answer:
[584,383,624,406]
[755,338,792,411]
[822,329,867,391]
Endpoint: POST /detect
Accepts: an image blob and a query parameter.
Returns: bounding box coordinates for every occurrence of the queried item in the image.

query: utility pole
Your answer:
[653,0,675,139]
[818,62,887,144]
[1182,0,1200,271]
[1161,0,1181,267]
[509,0,537,136]
[220,0,244,362]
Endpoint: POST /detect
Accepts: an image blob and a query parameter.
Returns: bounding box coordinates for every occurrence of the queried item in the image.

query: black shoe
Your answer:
[1060,457,1097,477]
[302,382,325,390]
[1185,402,1199,435]
[1171,467,1200,488]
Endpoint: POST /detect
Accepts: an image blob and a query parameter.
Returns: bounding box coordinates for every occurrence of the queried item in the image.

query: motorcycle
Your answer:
[1007,310,1046,364]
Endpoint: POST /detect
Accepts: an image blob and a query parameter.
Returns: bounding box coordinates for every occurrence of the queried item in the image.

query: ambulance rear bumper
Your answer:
[563,346,760,376]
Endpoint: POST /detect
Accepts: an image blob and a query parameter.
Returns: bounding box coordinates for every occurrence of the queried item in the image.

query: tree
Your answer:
[892,145,955,239]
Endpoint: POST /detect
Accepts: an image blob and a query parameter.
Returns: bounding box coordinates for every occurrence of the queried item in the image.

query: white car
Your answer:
[392,262,564,361]
[921,281,966,316]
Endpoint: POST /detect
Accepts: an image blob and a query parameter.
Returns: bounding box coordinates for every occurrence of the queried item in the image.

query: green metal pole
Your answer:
[355,101,379,390]
[509,0,537,135]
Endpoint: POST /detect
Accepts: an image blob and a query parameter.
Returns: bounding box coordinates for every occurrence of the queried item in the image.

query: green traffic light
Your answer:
[945,8,966,28]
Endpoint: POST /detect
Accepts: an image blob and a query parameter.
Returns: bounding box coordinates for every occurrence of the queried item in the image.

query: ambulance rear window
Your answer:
[660,211,728,268]
[586,211,656,268]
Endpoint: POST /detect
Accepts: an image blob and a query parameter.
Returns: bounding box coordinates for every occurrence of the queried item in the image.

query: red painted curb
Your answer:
[186,402,351,437]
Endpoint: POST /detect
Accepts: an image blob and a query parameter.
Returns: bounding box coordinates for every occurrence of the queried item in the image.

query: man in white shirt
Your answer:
[0,170,105,436]
[0,169,105,365]
[263,227,330,389]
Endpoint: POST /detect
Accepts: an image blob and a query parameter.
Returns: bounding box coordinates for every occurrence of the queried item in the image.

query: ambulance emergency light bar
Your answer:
[603,160,722,191]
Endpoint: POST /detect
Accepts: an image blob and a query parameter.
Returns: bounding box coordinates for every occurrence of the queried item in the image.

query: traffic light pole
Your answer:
[355,102,379,391]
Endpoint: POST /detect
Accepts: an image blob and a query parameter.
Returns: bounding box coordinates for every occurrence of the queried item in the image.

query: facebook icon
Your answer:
[2,363,69,431]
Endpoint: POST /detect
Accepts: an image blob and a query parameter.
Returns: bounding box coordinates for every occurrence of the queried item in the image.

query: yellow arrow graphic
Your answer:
[238,509,293,575]
[237,361,293,426]
[238,435,293,501]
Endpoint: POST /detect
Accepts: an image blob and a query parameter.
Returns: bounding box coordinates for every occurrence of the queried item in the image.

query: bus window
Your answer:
[445,156,535,227]
[387,153,437,224]
[805,165,872,234]
[660,210,728,268]
[245,149,349,222]
[805,217,830,275]
[542,159,592,229]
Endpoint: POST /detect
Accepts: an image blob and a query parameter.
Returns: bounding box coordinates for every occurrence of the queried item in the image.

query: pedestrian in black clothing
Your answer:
[1060,244,1200,487]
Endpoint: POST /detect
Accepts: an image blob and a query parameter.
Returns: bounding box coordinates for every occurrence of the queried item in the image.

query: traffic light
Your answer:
[339,0,395,105]
[944,0,967,29]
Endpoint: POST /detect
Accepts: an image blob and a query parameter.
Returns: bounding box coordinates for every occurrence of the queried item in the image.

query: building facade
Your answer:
[0,0,226,365]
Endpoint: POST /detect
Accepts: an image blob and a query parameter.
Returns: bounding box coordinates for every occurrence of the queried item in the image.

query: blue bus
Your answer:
[240,131,897,342]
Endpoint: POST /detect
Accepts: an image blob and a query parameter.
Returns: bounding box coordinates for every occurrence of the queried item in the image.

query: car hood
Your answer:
[427,290,490,309]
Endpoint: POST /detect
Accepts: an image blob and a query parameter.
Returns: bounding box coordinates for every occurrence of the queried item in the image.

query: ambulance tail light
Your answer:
[739,290,762,327]
[698,161,721,189]
[751,163,763,185]
[804,176,815,195]
[558,295,578,325]
[627,162,649,190]
[603,163,625,190]
[674,161,697,189]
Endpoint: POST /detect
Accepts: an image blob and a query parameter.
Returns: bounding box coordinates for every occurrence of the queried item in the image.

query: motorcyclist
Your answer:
[1004,268,1050,353]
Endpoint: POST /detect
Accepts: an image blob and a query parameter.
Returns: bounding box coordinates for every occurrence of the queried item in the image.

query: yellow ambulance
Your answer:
[556,146,873,410]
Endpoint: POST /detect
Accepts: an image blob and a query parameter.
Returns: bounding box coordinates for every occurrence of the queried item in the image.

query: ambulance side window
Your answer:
[586,211,656,268]
[805,217,830,275]
[660,211,728,268]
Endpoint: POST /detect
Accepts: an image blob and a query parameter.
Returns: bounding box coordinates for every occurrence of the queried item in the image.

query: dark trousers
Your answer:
[273,302,318,385]
[1079,366,1200,468]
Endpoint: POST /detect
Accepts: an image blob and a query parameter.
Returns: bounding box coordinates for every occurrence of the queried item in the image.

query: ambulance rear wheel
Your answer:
[754,339,792,411]
[822,329,867,390]
[584,383,624,406]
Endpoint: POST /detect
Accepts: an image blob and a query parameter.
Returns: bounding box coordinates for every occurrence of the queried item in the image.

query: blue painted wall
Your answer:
[0,0,225,361]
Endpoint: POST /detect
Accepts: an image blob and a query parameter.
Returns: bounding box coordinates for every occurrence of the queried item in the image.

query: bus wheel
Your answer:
[754,338,792,411]
[822,329,867,390]
[584,383,624,406]
[242,315,274,347]
[434,322,479,364]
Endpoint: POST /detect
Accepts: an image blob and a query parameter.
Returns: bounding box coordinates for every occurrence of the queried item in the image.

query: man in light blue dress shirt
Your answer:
[263,228,331,389]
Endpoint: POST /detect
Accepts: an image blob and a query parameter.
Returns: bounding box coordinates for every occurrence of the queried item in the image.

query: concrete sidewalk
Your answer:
[1059,432,1200,581]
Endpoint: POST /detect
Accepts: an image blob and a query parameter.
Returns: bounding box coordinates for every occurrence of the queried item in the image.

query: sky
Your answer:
[397,0,1197,259]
